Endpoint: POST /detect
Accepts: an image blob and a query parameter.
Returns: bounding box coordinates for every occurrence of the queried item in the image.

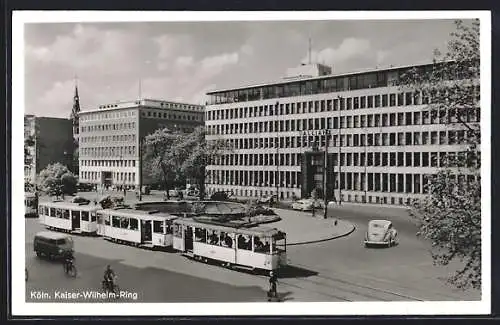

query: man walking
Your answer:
[268,271,279,301]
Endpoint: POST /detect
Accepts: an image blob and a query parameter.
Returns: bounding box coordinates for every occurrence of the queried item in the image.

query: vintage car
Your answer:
[364,220,398,247]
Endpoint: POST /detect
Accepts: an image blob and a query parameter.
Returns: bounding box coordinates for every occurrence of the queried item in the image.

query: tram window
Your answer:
[112,216,120,227]
[50,208,56,217]
[153,221,163,234]
[220,232,233,248]
[195,228,207,243]
[272,232,286,253]
[120,217,129,229]
[97,213,103,224]
[254,236,270,253]
[129,218,138,230]
[81,211,89,221]
[237,234,252,250]
[165,224,173,234]
[208,230,220,245]
[173,224,182,237]
[91,213,97,222]
[104,215,110,226]
[63,209,70,219]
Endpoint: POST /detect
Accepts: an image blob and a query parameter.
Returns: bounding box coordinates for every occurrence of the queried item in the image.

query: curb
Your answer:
[287,222,356,246]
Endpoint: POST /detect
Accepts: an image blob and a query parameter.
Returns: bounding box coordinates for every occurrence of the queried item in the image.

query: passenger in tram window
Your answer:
[238,235,246,249]
[220,232,227,246]
[254,236,264,252]
[209,231,219,245]
[224,235,233,248]
[165,224,173,234]
[195,228,206,243]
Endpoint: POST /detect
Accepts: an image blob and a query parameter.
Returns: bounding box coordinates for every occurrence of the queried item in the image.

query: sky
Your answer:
[24,19,468,118]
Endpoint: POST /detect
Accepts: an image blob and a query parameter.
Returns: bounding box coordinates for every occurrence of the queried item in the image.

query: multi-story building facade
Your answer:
[78,98,204,189]
[204,62,480,206]
[24,115,74,185]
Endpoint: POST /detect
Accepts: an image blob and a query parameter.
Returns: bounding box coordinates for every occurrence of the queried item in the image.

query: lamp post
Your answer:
[275,101,280,203]
[337,96,343,206]
[323,129,330,219]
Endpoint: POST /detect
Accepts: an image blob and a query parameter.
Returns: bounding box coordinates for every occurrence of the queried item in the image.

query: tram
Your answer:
[172,218,287,272]
[97,208,177,249]
[25,192,38,217]
[38,201,100,235]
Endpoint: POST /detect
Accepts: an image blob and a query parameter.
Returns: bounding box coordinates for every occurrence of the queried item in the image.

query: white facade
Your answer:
[204,62,479,205]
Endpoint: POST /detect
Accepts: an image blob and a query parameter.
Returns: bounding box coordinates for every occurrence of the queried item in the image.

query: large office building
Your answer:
[78,98,204,189]
[204,62,480,206]
[24,115,74,185]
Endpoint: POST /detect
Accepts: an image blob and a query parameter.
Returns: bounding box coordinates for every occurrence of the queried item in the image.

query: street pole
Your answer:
[138,137,142,201]
[275,101,279,203]
[338,96,342,206]
[323,129,329,219]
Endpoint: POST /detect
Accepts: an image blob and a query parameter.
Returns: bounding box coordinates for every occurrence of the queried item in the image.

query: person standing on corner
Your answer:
[268,270,279,301]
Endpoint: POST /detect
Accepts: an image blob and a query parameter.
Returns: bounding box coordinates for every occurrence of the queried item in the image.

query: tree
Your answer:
[142,128,185,199]
[176,126,229,199]
[38,163,78,198]
[400,19,481,290]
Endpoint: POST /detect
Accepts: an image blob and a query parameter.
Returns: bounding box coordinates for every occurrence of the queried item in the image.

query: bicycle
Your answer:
[102,276,120,298]
[63,260,77,278]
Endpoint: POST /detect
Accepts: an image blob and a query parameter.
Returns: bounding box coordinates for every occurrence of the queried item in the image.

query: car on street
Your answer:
[34,231,74,260]
[364,219,398,247]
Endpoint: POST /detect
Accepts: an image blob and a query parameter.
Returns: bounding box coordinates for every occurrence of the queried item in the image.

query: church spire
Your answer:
[71,75,80,119]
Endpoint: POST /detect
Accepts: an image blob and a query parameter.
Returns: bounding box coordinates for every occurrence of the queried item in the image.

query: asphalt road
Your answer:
[25,198,480,302]
[25,220,267,303]
[280,204,480,301]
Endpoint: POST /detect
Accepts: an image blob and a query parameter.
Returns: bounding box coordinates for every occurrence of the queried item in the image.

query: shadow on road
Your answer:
[278,265,318,279]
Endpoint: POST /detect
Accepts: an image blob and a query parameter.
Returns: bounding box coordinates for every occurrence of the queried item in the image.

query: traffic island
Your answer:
[270,208,356,245]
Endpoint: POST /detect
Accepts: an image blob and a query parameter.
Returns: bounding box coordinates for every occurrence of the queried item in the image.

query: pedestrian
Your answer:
[268,271,278,301]
[312,205,316,217]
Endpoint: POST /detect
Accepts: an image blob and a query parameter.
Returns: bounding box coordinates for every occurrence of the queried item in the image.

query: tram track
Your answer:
[254,263,426,302]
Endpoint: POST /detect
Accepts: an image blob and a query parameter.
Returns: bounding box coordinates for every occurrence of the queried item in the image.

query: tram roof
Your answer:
[99,208,178,220]
[175,218,284,237]
[39,201,101,211]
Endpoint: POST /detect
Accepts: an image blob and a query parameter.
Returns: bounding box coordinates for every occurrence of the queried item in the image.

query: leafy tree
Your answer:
[38,163,78,198]
[176,126,230,199]
[400,19,481,290]
[142,128,185,199]
[143,126,230,200]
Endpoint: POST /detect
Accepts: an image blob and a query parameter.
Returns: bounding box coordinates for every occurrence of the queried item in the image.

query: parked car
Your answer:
[364,220,398,247]
[258,195,277,205]
[291,199,314,211]
[77,183,94,192]
[71,196,90,204]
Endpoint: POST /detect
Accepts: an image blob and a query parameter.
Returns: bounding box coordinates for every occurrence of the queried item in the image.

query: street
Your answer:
[25,199,480,302]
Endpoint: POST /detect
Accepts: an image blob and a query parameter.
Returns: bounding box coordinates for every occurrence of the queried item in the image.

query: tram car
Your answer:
[24,192,38,217]
[173,218,287,272]
[96,208,177,249]
[38,200,100,235]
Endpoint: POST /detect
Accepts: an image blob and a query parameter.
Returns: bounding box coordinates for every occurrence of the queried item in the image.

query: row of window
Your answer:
[98,214,174,234]
[80,171,136,183]
[80,159,136,168]
[210,130,474,154]
[207,170,477,195]
[209,150,476,169]
[140,110,204,121]
[40,207,97,222]
[206,87,479,120]
[80,134,137,144]
[80,110,137,121]
[81,122,136,133]
[206,108,480,136]
[80,146,137,157]
[98,101,202,111]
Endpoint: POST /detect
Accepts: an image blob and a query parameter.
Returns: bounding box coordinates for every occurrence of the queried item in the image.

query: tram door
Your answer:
[71,210,80,230]
[141,220,152,242]
[184,226,193,252]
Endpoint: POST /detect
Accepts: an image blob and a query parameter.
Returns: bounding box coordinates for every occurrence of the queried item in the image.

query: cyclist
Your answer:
[103,265,116,291]
[268,271,278,301]
[63,250,75,274]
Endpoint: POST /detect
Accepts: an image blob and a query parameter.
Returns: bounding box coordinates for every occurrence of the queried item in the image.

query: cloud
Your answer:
[305,38,372,65]
[200,52,239,73]
[26,24,147,75]
[36,79,79,117]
